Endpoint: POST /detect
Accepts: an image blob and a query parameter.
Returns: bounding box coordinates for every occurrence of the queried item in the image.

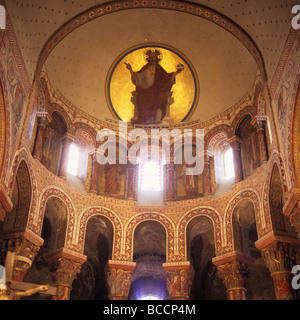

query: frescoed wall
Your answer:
[271,31,300,190]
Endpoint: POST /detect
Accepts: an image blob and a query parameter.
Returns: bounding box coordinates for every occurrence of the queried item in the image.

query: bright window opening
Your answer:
[224,148,235,180]
[140,161,162,191]
[67,143,80,176]
[139,295,160,300]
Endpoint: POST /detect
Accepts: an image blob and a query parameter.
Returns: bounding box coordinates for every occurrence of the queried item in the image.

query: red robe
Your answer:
[133,63,175,124]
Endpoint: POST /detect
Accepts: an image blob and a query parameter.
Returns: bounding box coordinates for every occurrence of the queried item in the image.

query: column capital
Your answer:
[214,260,250,300]
[250,115,267,127]
[107,260,136,300]
[255,230,299,252]
[10,236,41,282]
[228,135,242,147]
[212,251,253,300]
[36,111,52,125]
[255,235,298,300]
[0,227,44,248]
[44,248,87,265]
[163,261,194,300]
[108,260,136,271]
[45,249,86,301]
[255,233,299,275]
[212,250,254,267]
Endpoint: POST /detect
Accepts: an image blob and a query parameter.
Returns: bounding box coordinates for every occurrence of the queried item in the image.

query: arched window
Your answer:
[224,148,235,180]
[67,143,80,176]
[137,159,164,206]
[140,161,162,192]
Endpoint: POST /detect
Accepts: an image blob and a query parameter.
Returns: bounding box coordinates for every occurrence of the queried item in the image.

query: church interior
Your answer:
[0,0,299,301]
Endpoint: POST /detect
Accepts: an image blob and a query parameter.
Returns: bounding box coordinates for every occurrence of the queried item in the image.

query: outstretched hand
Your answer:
[124,62,133,73]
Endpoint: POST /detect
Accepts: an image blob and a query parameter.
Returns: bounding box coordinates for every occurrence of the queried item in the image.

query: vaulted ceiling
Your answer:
[5,0,297,123]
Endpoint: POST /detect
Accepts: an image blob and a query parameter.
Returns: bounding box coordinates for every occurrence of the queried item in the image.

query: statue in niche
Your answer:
[125,49,184,125]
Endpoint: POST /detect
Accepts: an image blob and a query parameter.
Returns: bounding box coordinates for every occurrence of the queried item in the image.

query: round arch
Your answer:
[232,106,255,136]
[224,188,263,250]
[177,206,223,259]
[124,211,176,262]
[32,186,76,245]
[76,206,123,259]
[8,148,39,232]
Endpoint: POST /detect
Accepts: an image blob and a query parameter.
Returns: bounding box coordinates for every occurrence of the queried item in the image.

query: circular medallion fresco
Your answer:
[106,43,199,124]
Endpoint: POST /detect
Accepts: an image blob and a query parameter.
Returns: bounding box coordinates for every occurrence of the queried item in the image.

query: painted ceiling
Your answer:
[5,0,297,123]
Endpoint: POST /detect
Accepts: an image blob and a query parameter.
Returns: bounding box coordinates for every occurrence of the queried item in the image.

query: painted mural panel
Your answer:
[273,33,300,189]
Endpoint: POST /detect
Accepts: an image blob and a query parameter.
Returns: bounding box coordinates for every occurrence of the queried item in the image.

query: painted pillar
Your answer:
[228,136,243,183]
[213,251,253,300]
[58,133,74,179]
[203,151,213,196]
[89,148,99,193]
[107,260,136,300]
[45,248,87,300]
[251,116,268,164]
[32,112,50,160]
[163,262,194,300]
[256,235,299,300]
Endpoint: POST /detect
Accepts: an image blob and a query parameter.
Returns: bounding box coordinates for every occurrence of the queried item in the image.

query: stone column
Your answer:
[251,116,268,164]
[107,260,136,300]
[283,189,300,239]
[163,262,194,300]
[203,151,213,196]
[89,149,99,193]
[32,112,51,160]
[58,133,75,179]
[228,136,243,183]
[212,251,253,300]
[45,248,87,300]
[255,233,299,300]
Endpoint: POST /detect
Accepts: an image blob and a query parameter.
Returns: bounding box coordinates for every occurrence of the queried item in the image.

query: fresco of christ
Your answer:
[125,49,184,125]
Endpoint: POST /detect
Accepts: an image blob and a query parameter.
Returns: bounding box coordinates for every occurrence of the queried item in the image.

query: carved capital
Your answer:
[163,262,194,300]
[216,260,250,290]
[107,261,136,300]
[50,257,82,285]
[11,238,40,281]
[260,242,297,275]
[228,136,242,150]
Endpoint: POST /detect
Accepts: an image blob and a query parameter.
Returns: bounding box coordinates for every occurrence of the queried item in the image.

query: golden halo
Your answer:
[145,48,163,62]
